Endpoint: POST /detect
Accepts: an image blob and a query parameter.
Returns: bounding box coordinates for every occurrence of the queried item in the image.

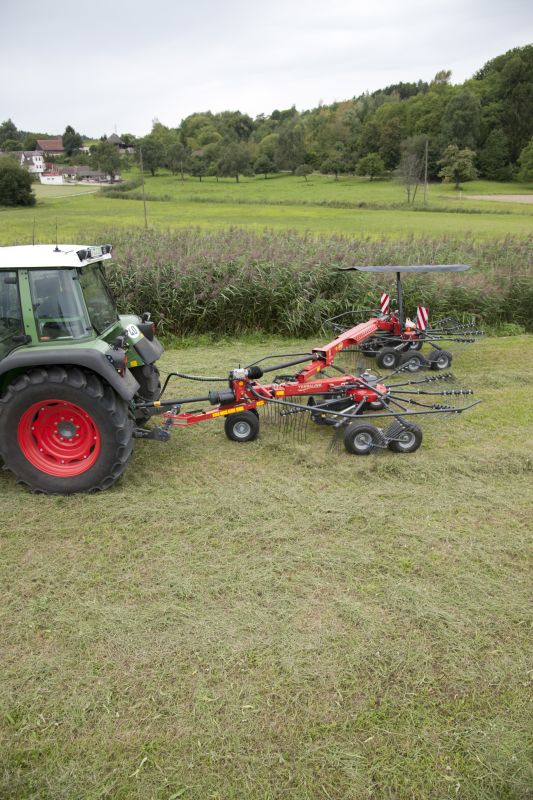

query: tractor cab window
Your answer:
[78,264,119,334]
[29,269,90,341]
[0,272,24,358]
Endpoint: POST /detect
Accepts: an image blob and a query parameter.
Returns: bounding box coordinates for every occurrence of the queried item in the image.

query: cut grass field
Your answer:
[1,335,532,799]
[1,174,533,243]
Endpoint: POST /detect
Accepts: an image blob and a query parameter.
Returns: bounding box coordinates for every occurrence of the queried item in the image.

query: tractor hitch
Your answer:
[133,426,172,442]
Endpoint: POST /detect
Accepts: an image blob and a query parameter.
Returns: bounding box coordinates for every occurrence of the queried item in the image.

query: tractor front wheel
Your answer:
[0,367,134,494]
[224,411,259,442]
[130,364,161,422]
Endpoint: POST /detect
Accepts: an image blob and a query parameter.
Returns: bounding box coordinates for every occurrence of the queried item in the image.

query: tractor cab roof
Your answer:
[0,244,113,270]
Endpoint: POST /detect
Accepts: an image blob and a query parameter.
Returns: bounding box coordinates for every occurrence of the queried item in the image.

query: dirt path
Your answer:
[466,194,533,203]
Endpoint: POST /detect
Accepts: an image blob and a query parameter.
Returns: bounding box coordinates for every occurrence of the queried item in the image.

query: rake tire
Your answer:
[388,423,423,454]
[224,410,259,442]
[428,349,453,370]
[343,422,381,455]
[399,351,427,372]
[376,348,400,370]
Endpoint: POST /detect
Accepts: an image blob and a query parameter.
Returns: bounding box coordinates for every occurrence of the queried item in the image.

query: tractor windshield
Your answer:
[78,264,119,334]
[29,269,91,341]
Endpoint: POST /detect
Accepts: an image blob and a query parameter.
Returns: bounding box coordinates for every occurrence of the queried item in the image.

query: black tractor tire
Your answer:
[343,422,381,455]
[130,364,161,422]
[0,367,134,494]
[399,351,427,372]
[388,423,423,453]
[224,410,260,442]
[376,347,401,370]
[407,340,423,351]
[428,349,453,370]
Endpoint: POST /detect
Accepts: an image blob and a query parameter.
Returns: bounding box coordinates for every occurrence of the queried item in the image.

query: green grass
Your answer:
[1,174,532,243]
[1,335,532,799]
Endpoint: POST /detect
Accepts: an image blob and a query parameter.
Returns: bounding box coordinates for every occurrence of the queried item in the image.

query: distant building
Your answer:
[0,150,46,174]
[40,171,64,185]
[36,138,64,156]
[40,165,120,184]
[20,151,46,174]
[107,133,135,155]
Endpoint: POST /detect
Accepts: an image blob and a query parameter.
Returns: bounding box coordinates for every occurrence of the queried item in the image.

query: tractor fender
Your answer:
[0,348,140,402]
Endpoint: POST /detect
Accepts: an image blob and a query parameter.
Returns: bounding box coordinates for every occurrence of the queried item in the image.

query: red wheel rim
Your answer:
[18,400,101,477]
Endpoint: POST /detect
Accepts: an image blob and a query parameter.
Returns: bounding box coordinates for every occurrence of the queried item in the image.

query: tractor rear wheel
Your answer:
[0,367,134,494]
[376,347,400,370]
[224,411,259,442]
[388,423,422,453]
[343,422,381,455]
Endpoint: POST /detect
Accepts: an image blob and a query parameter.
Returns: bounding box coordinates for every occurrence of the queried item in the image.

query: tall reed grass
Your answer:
[100,228,533,336]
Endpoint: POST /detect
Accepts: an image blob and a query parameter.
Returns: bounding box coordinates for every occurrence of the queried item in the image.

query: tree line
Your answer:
[1,44,533,202]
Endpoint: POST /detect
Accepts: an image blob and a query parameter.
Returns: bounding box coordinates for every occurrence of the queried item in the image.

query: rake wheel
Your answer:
[388,423,423,453]
[376,348,400,370]
[428,349,453,370]
[343,422,381,455]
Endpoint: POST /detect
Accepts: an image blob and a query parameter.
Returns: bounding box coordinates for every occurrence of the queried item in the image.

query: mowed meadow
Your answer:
[1,336,532,800]
[1,173,532,799]
[1,172,533,241]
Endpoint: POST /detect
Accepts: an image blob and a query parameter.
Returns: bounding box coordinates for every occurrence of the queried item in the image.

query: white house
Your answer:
[20,151,46,174]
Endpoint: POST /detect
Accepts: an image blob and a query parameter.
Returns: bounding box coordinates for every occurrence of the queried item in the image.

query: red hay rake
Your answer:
[325,264,484,372]
[138,265,480,456]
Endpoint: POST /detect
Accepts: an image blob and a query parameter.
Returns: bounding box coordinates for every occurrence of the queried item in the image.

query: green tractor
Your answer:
[0,243,164,494]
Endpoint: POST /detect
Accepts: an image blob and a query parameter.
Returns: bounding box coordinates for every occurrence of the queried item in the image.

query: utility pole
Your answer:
[423,138,429,206]
[139,147,148,229]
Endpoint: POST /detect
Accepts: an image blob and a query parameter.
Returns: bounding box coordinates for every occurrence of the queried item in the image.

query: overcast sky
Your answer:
[1,0,532,138]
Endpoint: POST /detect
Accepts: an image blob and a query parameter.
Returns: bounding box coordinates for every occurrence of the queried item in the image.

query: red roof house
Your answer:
[36,138,64,155]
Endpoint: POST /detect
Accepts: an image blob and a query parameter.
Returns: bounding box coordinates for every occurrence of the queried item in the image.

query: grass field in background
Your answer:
[1,335,532,799]
[1,174,533,244]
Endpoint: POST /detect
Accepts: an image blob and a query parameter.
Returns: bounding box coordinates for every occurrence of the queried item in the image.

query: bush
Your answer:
[94,228,533,337]
[0,157,35,206]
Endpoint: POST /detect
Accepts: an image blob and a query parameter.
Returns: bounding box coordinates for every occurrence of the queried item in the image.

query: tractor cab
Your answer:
[0,244,164,494]
[0,244,121,355]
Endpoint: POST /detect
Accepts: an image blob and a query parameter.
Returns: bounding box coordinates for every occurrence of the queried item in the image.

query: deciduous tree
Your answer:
[517,137,533,182]
[0,156,35,206]
[137,136,165,176]
[295,164,313,182]
[478,129,512,180]
[254,154,275,179]
[356,153,385,180]
[62,125,83,156]
[398,135,427,203]
[438,145,477,189]
[217,142,251,182]
[91,139,121,178]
